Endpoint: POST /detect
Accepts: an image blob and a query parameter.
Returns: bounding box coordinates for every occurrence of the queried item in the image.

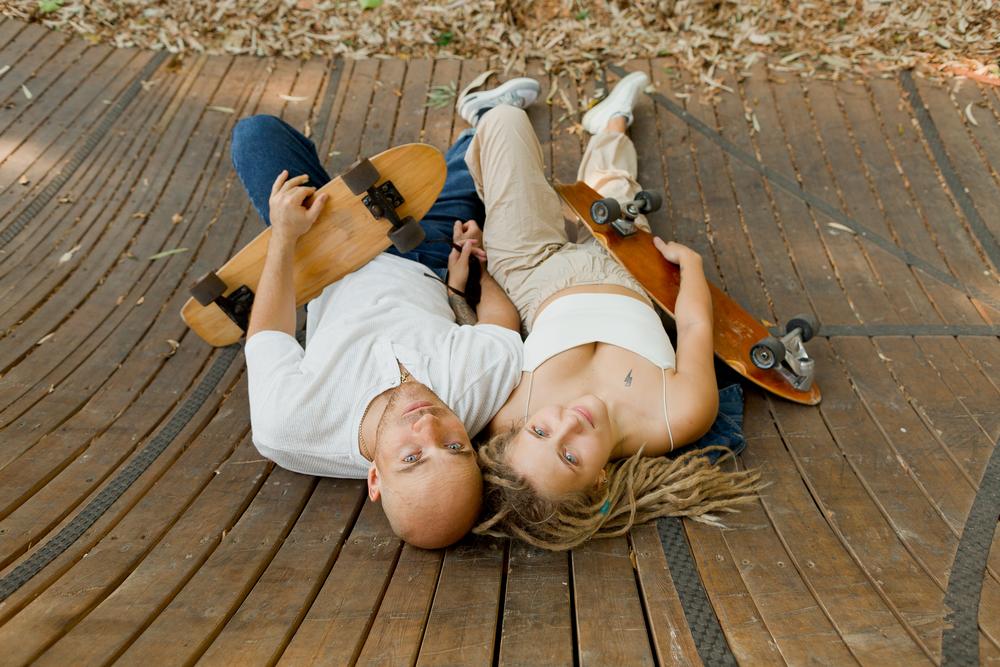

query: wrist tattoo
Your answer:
[448,293,478,325]
[624,369,633,387]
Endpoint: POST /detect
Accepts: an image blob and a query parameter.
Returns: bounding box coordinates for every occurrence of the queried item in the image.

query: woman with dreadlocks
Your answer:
[455,72,762,551]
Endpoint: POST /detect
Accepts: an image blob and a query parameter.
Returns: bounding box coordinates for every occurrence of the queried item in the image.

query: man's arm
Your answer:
[247,170,327,340]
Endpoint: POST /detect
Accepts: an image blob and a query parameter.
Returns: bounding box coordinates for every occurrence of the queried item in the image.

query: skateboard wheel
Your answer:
[191,271,227,307]
[343,158,380,195]
[636,190,663,214]
[389,216,425,254]
[590,198,621,225]
[750,336,785,370]
[786,313,819,342]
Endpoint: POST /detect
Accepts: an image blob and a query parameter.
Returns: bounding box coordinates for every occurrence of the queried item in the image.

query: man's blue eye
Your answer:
[564,451,578,465]
[532,426,547,437]
[446,442,462,450]
[403,454,418,463]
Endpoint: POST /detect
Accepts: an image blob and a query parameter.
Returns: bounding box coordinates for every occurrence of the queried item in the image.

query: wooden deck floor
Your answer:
[1,17,999,665]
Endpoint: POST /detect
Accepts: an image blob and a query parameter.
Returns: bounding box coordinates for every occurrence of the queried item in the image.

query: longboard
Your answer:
[555,180,821,406]
[182,143,446,346]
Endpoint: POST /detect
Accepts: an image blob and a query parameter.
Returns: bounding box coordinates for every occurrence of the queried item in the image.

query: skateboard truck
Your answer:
[590,190,663,237]
[343,157,425,253]
[190,272,253,332]
[750,314,819,391]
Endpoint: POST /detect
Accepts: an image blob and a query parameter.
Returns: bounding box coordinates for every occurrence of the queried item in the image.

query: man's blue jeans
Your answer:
[230,114,484,279]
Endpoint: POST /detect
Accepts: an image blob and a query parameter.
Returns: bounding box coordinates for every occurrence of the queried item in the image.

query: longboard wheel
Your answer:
[636,190,663,214]
[343,158,380,195]
[389,216,425,253]
[590,198,621,225]
[191,271,227,306]
[750,336,785,370]
[786,313,819,342]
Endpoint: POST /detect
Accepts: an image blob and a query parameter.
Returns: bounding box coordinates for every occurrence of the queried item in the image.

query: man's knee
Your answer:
[478,104,530,133]
[231,114,284,155]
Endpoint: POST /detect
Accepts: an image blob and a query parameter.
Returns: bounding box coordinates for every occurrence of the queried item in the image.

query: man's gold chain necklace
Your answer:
[358,364,411,460]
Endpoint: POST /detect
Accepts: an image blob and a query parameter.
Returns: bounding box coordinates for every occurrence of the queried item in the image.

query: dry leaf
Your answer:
[59,244,82,263]
[279,94,308,102]
[207,105,235,113]
[132,211,148,220]
[116,295,125,305]
[0,65,9,78]
[964,102,979,127]
[136,296,145,305]
[18,175,29,186]
[58,194,73,204]
[148,247,189,260]
[21,84,31,100]
[36,333,55,345]
[165,339,180,357]
[827,222,856,234]
[171,213,184,224]
[140,79,159,91]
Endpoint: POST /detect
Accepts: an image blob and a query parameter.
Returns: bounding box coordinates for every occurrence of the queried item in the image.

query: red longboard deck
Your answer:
[555,181,821,405]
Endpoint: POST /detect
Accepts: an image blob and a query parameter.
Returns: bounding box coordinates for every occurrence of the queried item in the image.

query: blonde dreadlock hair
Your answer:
[473,424,764,551]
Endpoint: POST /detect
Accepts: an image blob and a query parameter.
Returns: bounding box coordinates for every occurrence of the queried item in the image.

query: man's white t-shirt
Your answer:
[244,253,522,479]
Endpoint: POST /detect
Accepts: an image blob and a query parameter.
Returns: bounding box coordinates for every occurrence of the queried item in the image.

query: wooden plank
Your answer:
[867,77,998,323]
[497,542,573,666]
[683,520,783,664]
[572,537,655,666]
[0,58,258,545]
[110,467,315,665]
[277,501,402,665]
[741,392,931,664]
[416,536,505,667]
[649,58,718,283]
[0,26,64,112]
[196,479,365,666]
[630,524,703,667]
[355,545,443,666]
[325,58,377,175]
[423,59,460,151]
[359,58,405,160]
[0,376,253,661]
[914,76,1000,253]
[739,63,857,326]
[832,77,956,325]
[392,59,431,146]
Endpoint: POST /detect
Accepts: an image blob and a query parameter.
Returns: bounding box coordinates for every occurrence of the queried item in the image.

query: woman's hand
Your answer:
[447,239,480,293]
[453,219,486,252]
[269,170,327,244]
[653,237,701,269]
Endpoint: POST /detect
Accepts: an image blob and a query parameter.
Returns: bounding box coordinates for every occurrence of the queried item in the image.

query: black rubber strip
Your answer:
[608,64,1000,315]
[900,70,1000,274]
[0,344,240,602]
[942,435,1000,666]
[0,50,169,249]
[657,518,738,666]
[769,324,1000,338]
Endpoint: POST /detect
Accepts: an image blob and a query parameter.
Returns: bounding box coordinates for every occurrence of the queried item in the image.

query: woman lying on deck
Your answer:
[456,72,762,551]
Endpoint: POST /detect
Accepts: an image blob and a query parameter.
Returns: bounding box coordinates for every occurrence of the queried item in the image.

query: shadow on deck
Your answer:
[1,17,999,666]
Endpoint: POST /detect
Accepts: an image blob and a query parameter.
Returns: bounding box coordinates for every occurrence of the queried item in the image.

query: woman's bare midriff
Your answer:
[532,283,648,326]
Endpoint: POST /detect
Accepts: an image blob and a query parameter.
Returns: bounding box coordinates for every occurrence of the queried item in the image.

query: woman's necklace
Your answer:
[359,363,412,460]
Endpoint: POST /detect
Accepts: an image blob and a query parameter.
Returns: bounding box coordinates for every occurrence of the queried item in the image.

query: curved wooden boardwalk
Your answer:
[1,18,999,665]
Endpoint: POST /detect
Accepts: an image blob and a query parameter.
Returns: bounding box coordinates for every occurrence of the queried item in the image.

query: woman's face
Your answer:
[505,395,616,499]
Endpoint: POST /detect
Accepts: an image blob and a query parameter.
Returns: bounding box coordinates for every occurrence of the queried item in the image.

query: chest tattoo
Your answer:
[624,369,633,387]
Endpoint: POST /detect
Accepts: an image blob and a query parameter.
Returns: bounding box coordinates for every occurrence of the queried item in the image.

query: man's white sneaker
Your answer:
[582,71,650,134]
[457,77,541,126]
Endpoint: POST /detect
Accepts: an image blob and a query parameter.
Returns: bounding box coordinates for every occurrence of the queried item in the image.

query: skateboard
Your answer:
[182,144,446,346]
[555,181,821,406]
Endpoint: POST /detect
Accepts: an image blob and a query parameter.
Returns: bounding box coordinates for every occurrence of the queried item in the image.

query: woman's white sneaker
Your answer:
[582,71,650,134]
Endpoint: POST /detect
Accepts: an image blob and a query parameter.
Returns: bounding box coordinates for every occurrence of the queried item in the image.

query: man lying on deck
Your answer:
[227,81,541,549]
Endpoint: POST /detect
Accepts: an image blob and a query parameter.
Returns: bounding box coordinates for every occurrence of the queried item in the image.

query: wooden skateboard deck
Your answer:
[555,181,821,406]
[182,143,446,346]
